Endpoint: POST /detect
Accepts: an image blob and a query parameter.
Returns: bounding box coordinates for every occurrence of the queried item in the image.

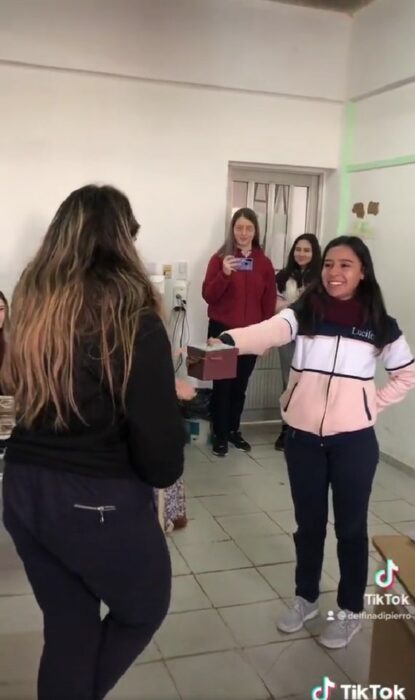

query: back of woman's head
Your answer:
[3,184,160,428]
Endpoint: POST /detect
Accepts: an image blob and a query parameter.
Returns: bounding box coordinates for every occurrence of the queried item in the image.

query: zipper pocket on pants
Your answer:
[73,504,117,524]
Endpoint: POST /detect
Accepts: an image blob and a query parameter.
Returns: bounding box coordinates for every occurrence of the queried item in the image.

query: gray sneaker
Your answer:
[277,596,319,633]
[319,609,362,648]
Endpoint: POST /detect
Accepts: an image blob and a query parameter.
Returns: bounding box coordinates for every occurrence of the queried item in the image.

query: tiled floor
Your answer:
[1,423,415,699]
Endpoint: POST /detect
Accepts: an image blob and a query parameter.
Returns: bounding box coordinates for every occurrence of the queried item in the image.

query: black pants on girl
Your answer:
[284,427,379,613]
[2,462,171,700]
[208,320,256,441]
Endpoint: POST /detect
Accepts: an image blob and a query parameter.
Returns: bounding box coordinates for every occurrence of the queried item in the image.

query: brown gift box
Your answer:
[186,344,238,381]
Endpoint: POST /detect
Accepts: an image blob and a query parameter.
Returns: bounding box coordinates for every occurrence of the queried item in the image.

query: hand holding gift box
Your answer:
[174,378,196,401]
[186,342,238,381]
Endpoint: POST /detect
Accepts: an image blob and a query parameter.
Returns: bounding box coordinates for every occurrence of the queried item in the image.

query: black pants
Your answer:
[208,320,257,441]
[284,427,379,613]
[2,462,171,700]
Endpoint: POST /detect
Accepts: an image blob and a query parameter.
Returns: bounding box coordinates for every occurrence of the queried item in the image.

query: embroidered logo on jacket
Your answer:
[351,327,375,342]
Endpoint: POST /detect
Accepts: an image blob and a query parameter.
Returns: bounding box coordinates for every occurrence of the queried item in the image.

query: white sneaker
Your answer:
[277,596,319,633]
[319,610,362,649]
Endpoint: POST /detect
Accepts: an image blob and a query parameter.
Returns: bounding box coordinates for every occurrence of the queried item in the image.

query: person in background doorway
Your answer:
[212,236,415,648]
[1,185,185,700]
[202,207,276,457]
[274,234,321,450]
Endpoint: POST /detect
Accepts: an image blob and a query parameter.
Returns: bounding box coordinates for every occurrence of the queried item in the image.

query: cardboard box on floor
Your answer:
[369,535,415,694]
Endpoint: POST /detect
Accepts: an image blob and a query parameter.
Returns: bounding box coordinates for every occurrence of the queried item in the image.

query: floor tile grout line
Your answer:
[234,646,274,699]
[162,658,185,700]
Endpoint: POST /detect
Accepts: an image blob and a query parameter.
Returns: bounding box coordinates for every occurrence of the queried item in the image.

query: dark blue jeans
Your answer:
[2,462,171,700]
[284,427,379,613]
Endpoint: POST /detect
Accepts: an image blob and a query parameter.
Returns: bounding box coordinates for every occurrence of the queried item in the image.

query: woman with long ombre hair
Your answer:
[1,185,185,700]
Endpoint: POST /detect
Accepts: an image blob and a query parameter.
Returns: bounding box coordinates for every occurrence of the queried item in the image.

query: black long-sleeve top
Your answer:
[5,311,185,488]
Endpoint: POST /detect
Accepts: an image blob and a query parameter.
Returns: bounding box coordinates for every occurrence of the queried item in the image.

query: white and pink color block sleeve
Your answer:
[227,308,297,357]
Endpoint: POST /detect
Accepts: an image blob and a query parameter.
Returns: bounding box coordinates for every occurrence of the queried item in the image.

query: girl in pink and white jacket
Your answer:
[215,236,415,649]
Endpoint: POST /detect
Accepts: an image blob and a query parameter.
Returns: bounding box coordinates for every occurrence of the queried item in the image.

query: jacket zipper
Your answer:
[319,336,341,437]
[283,383,298,412]
[74,504,117,524]
[362,387,372,421]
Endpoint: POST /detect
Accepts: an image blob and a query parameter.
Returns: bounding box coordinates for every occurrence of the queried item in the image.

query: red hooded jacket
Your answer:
[202,247,276,329]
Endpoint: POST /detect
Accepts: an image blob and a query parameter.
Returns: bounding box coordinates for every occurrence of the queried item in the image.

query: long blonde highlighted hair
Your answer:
[2,185,161,428]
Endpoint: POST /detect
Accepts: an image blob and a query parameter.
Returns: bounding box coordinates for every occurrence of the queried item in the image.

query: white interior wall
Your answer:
[352,84,415,163]
[0,0,350,101]
[347,0,415,469]
[349,0,415,98]
[0,0,349,342]
[0,63,343,343]
[349,166,415,469]
[321,170,341,240]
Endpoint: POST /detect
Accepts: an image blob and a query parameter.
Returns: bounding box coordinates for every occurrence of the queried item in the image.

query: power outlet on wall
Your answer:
[176,261,187,280]
[173,280,187,308]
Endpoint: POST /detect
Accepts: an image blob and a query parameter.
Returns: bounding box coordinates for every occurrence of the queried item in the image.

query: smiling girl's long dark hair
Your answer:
[292,236,390,350]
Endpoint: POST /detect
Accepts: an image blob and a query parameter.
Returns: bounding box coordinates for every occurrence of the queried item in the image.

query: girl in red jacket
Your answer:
[202,208,276,456]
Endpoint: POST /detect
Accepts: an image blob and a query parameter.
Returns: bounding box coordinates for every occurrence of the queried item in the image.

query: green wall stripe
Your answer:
[337,102,356,235]
[348,154,415,173]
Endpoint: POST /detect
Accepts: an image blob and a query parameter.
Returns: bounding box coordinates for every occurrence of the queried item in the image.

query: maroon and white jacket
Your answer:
[225,307,415,437]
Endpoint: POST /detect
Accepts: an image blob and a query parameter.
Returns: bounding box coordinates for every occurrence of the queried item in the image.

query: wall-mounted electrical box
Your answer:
[173,279,187,309]
[147,260,188,311]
